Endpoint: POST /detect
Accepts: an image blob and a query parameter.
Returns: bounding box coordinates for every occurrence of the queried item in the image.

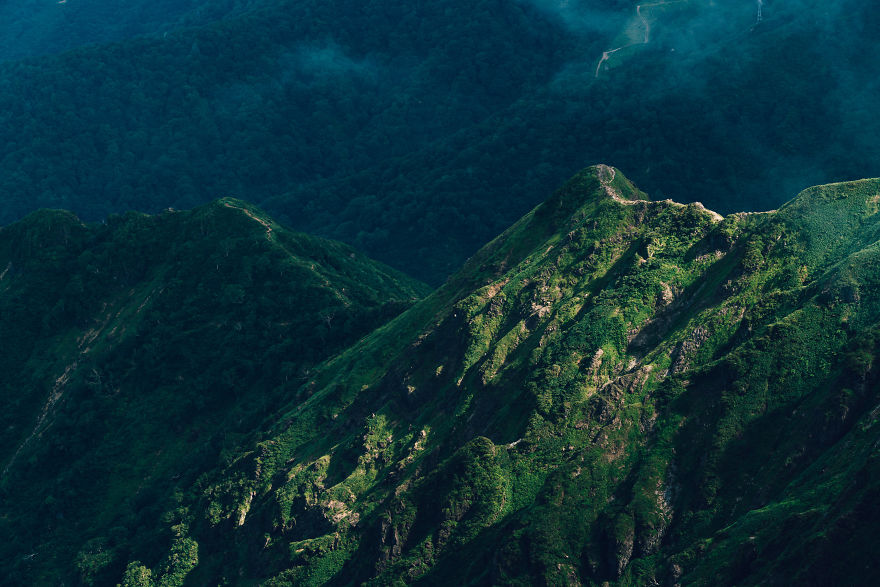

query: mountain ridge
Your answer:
[1,0,878,285]
[120,165,880,585]
[0,198,429,585]
[4,167,880,585]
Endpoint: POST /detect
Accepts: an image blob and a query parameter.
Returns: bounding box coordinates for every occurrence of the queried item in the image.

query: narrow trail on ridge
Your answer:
[597,164,724,221]
[224,200,274,241]
[598,164,636,204]
[222,200,352,303]
[594,0,685,78]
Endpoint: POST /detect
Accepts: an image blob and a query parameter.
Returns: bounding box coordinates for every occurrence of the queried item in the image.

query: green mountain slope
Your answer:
[7,167,880,585]
[0,199,428,585]
[100,166,880,586]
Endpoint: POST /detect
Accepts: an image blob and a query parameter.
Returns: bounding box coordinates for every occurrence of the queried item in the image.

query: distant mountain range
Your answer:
[4,166,880,585]
[0,0,877,283]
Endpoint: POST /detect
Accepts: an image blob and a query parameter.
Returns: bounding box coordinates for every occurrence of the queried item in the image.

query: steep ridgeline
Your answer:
[113,166,880,586]
[0,200,428,585]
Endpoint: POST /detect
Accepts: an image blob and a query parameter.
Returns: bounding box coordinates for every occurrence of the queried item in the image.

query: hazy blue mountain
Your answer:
[0,0,876,283]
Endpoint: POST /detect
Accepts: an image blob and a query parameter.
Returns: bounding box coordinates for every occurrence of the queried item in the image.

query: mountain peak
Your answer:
[162,170,879,586]
[5,171,880,586]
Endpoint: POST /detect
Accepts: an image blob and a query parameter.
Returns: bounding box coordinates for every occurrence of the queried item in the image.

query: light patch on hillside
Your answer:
[294,41,380,79]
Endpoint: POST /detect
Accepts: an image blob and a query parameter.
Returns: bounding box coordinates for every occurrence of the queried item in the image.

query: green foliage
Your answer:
[76,539,115,586]
[155,538,198,587]
[0,200,427,585]
[8,168,880,586]
[120,562,154,587]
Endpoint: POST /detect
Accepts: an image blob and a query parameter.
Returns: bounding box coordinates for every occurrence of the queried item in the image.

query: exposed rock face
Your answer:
[670,325,711,373]
[608,515,635,578]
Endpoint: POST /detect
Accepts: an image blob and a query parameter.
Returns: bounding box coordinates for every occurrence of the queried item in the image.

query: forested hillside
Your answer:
[0,0,268,61]
[0,200,427,584]
[4,0,880,584]
[5,167,880,585]
[118,167,880,586]
[0,0,877,282]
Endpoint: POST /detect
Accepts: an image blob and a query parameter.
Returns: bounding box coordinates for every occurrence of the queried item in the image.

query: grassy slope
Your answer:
[174,169,880,584]
[121,167,880,586]
[0,199,428,585]
[9,167,880,586]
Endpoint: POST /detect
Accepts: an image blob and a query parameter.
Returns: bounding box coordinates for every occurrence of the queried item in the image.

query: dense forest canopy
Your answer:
[0,0,270,61]
[0,0,877,282]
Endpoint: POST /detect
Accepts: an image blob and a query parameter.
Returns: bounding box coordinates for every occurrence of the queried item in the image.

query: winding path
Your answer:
[597,164,723,222]
[598,164,638,205]
[595,1,685,78]
[224,201,274,241]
